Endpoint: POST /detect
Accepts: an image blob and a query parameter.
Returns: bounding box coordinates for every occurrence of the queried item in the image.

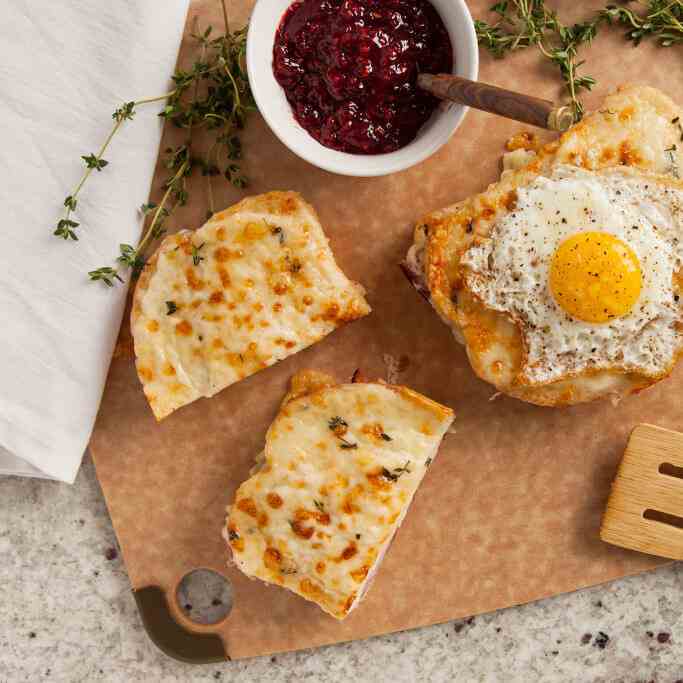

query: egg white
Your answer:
[462,165,683,384]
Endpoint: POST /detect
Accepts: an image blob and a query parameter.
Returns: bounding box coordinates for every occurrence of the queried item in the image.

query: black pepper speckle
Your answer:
[594,631,610,649]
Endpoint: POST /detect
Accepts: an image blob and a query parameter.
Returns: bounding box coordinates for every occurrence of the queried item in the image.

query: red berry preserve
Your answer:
[273,0,453,155]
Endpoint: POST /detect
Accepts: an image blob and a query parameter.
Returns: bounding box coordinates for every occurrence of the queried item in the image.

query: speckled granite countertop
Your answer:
[2,456,682,683]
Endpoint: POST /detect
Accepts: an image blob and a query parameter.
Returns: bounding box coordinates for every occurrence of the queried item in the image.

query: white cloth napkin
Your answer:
[0,0,190,483]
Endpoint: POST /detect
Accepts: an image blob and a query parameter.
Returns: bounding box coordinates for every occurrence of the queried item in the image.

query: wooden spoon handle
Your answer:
[417,74,575,132]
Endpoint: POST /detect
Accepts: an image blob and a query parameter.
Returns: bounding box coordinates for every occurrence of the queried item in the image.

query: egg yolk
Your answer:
[549,231,642,323]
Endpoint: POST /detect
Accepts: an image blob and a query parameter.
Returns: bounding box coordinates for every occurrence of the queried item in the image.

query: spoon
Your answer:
[418,74,575,133]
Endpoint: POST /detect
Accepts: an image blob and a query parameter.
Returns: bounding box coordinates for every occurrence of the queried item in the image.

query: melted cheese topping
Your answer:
[132,192,371,419]
[224,371,454,619]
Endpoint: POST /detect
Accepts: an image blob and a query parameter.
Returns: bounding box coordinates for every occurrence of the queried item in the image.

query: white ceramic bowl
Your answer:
[247,0,479,177]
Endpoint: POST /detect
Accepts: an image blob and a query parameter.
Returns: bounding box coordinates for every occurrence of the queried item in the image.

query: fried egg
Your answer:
[462,165,683,384]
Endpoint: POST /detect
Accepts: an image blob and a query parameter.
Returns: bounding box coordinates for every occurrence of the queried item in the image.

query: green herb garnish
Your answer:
[666,144,680,178]
[381,462,412,482]
[604,1,683,48]
[87,267,123,287]
[271,225,285,244]
[166,301,178,315]
[57,0,254,286]
[476,1,683,122]
[340,442,358,450]
[328,416,357,449]
[192,242,206,266]
[475,1,604,121]
[328,416,348,431]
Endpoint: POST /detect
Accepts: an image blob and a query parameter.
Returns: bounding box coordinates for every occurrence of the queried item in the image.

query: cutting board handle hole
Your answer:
[175,568,233,625]
[643,508,683,530]
[659,462,683,480]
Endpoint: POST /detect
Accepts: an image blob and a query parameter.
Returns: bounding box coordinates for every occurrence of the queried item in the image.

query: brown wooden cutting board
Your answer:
[89,0,683,662]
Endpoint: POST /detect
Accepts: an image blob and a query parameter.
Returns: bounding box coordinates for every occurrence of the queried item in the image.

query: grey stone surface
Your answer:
[1,455,682,683]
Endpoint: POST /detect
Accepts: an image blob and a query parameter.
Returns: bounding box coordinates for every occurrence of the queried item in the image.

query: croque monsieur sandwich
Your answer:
[404,85,683,407]
[224,370,454,619]
[132,192,370,419]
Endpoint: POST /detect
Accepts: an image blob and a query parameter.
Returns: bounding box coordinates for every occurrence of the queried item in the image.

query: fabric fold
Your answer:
[0,0,190,482]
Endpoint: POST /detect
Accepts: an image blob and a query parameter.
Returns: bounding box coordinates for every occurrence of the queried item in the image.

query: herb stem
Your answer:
[74,92,177,199]
[68,118,123,210]
[57,90,178,239]
[137,160,189,256]
[477,1,683,120]
[134,91,178,106]
[220,0,230,35]
[224,64,242,113]
[206,141,219,216]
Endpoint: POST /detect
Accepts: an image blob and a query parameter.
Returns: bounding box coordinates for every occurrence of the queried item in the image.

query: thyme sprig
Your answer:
[88,158,190,285]
[55,94,172,241]
[476,1,683,122]
[602,1,683,47]
[475,1,604,121]
[56,0,254,287]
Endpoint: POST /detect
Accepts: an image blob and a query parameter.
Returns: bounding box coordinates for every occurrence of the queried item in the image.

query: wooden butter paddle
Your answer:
[418,73,576,133]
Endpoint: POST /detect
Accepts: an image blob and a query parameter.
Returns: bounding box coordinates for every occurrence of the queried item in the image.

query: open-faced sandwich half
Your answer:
[404,84,683,407]
[132,192,370,419]
[223,370,454,619]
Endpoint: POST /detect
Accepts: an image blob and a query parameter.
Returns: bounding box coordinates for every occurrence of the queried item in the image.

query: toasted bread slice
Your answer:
[132,192,370,420]
[224,370,454,619]
[405,84,683,406]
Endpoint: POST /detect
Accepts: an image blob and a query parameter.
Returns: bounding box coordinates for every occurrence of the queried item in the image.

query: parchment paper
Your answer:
[90,0,683,659]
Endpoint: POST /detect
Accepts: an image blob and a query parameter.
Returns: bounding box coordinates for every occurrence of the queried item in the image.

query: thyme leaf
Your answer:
[271,225,285,244]
[381,462,412,482]
[88,267,123,287]
[192,242,206,266]
[340,442,358,450]
[328,416,348,431]
[82,153,109,171]
[666,144,680,178]
[328,416,357,449]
